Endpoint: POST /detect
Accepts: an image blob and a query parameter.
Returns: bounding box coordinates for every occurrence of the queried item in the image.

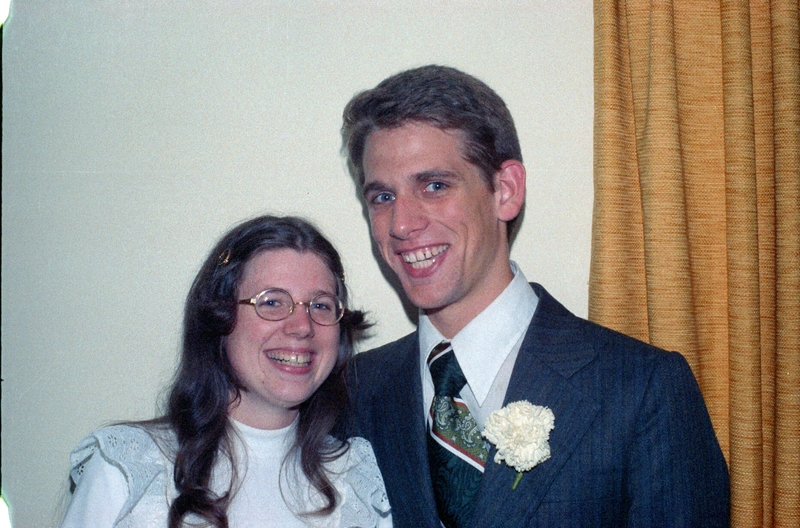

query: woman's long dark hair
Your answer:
[161,215,369,528]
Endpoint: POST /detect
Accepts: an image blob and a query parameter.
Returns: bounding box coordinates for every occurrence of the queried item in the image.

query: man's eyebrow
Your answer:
[415,169,459,182]
[362,180,390,197]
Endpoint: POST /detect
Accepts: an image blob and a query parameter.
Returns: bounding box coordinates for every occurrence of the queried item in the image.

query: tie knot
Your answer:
[428,342,467,397]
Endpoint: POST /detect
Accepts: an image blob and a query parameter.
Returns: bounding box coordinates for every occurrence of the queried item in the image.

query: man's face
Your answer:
[361,122,516,336]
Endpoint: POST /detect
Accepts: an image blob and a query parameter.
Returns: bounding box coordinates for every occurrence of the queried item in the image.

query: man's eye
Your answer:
[425,182,447,192]
[371,192,395,204]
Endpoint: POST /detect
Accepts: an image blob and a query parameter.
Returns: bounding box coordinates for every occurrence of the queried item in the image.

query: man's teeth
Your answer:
[402,245,449,269]
[268,352,311,367]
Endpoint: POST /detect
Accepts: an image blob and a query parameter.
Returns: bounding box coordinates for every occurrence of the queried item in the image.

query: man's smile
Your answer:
[400,244,450,269]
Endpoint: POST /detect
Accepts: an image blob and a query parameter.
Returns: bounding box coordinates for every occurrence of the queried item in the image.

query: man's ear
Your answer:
[493,160,526,222]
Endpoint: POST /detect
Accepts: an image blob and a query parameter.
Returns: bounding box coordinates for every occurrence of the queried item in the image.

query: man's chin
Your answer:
[402,288,447,314]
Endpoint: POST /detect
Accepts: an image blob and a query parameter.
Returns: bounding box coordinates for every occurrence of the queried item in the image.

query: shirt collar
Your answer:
[419,261,538,404]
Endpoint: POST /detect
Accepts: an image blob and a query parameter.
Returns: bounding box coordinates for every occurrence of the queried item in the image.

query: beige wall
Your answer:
[1,1,593,526]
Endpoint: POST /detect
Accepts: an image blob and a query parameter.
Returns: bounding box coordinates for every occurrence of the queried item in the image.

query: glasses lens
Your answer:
[254,289,293,321]
[308,294,344,326]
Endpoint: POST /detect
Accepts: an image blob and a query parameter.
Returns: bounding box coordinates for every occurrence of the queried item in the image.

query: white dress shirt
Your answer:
[419,261,538,429]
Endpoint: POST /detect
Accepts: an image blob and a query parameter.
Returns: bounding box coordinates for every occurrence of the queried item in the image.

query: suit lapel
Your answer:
[470,284,601,527]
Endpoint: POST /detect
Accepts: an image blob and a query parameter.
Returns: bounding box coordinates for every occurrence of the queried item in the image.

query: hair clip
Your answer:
[217,248,232,266]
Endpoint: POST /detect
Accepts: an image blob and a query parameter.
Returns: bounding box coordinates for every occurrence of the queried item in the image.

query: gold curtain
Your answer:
[591,0,799,526]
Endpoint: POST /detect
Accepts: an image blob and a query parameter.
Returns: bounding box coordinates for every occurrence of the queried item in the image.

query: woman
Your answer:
[61,215,392,527]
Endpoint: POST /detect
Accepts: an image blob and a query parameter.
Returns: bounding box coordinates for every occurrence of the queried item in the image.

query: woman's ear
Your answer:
[493,160,526,222]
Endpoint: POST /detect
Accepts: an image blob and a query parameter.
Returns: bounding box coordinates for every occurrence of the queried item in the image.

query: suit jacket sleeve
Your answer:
[625,351,729,526]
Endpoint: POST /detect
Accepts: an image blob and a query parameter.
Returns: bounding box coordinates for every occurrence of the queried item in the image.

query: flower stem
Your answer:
[512,472,524,490]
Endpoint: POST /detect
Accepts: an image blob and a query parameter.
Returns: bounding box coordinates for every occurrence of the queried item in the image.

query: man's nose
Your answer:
[389,196,426,239]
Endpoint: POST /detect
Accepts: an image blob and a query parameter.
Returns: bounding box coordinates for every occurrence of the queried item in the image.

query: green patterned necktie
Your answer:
[427,341,490,528]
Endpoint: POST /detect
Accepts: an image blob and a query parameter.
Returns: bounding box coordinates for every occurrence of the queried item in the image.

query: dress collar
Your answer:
[230,416,297,458]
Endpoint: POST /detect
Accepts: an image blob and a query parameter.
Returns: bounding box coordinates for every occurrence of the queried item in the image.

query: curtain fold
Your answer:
[772,2,800,524]
[591,1,799,526]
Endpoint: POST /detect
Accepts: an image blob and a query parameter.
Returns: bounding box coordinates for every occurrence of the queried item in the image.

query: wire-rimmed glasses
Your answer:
[238,288,344,326]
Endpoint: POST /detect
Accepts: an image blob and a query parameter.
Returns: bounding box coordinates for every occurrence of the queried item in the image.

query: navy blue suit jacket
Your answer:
[348,283,729,527]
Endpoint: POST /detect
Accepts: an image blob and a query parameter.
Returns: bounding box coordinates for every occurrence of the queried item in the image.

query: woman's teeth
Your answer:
[268,351,311,367]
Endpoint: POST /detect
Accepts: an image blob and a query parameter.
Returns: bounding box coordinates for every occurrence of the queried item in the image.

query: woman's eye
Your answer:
[311,301,333,312]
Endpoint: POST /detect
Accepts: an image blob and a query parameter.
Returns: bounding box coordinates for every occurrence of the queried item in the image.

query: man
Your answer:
[341,65,729,527]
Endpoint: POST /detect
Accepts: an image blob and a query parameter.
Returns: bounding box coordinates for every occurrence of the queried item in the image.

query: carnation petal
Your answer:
[482,401,555,473]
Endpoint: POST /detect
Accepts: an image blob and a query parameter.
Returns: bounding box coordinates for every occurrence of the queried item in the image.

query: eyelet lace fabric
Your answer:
[282,437,392,528]
[69,425,391,527]
[69,424,173,526]
[334,437,392,528]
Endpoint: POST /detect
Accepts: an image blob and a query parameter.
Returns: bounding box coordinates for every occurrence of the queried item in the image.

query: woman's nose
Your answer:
[282,303,315,338]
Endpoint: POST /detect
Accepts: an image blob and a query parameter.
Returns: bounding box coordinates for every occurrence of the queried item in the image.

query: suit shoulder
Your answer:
[354,331,417,368]
[351,332,419,383]
[531,283,684,371]
[532,283,662,353]
[587,318,686,360]
[563,316,700,397]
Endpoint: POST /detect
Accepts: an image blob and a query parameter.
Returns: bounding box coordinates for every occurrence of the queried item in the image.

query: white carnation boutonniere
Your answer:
[482,401,555,490]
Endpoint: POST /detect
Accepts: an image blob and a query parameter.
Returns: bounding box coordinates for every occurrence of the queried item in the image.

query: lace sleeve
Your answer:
[335,437,392,528]
[69,424,169,524]
[61,444,128,528]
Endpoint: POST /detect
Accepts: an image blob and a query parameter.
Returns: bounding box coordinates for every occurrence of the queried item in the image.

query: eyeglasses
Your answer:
[238,288,344,326]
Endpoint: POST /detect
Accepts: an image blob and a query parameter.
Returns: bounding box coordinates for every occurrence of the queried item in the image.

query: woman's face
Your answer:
[226,248,341,430]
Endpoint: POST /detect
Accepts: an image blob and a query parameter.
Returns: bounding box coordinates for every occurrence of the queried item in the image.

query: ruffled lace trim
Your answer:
[70,426,389,527]
[69,424,170,524]
[283,436,391,527]
[335,437,392,527]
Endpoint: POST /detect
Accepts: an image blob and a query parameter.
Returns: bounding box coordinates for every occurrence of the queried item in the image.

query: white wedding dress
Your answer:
[60,419,392,528]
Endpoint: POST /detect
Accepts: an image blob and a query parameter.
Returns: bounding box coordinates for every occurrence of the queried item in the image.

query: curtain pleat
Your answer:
[722,2,766,524]
[772,1,800,524]
[591,1,800,526]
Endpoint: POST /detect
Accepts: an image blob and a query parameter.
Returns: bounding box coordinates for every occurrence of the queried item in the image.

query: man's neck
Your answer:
[425,263,515,339]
